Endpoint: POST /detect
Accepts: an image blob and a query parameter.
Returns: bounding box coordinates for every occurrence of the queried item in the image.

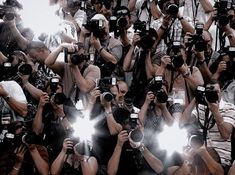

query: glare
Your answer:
[71,110,96,142]
[18,0,61,38]
[157,122,188,156]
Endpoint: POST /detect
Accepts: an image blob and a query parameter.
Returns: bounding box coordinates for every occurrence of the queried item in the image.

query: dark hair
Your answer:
[114,6,131,18]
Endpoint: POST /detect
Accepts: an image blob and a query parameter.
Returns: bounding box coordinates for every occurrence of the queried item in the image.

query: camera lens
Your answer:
[167,4,179,16]
[102,92,113,102]
[189,135,204,148]
[172,55,184,68]
[156,90,168,103]
[129,129,144,144]
[18,64,32,75]
[51,93,66,105]
[117,17,128,28]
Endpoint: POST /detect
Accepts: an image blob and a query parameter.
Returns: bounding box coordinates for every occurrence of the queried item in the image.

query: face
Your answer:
[202,31,213,52]
[110,81,128,105]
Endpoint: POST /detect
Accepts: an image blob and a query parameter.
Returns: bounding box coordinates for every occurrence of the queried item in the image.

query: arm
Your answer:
[102,100,122,135]
[208,103,234,140]
[197,146,224,175]
[158,103,174,126]
[211,61,226,81]
[199,0,214,13]
[180,98,196,126]
[0,85,27,117]
[222,25,235,47]
[50,138,73,175]
[145,52,156,79]
[0,51,8,64]
[150,1,162,20]
[32,93,49,134]
[107,130,129,175]
[44,44,66,75]
[80,157,98,175]
[177,14,195,34]
[140,144,164,174]
[29,145,49,175]
[128,0,137,12]
[138,91,154,125]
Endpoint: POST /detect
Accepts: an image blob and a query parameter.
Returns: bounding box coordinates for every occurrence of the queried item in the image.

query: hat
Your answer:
[114,6,130,17]
[91,14,108,23]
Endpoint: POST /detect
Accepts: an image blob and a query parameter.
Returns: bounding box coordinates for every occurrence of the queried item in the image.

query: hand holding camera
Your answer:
[62,138,74,154]
[90,34,101,50]
[132,33,141,46]
[160,55,171,68]
[38,93,50,108]
[117,130,129,148]
[216,60,227,74]
[14,144,27,164]
[88,87,101,104]
[144,91,155,105]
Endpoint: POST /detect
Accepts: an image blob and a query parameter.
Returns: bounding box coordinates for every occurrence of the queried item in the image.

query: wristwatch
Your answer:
[139,144,145,152]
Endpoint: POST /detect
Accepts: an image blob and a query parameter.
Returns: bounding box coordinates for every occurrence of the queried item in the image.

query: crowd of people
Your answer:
[0,0,235,174]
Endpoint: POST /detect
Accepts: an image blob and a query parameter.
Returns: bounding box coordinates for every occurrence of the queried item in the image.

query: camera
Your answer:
[164,1,179,16]
[189,134,204,148]
[64,46,88,65]
[83,19,105,38]
[67,0,80,8]
[21,132,43,145]
[133,20,156,51]
[148,76,168,103]
[50,92,66,105]
[228,46,235,58]
[195,86,207,105]
[97,77,117,102]
[49,77,60,93]
[193,22,207,52]
[205,85,219,103]
[214,0,230,27]
[167,41,184,68]
[74,140,93,156]
[18,63,33,75]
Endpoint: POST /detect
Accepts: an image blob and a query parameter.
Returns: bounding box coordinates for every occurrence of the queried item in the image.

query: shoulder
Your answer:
[109,37,123,48]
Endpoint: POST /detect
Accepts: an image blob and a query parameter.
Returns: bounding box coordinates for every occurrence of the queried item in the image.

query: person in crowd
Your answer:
[180,81,235,174]
[0,121,49,175]
[107,107,164,175]
[44,42,100,115]
[168,144,224,175]
[80,14,123,78]
[50,138,98,175]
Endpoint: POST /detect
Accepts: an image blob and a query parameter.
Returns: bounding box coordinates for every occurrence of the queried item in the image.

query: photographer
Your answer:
[50,138,98,175]
[155,43,204,108]
[45,42,100,109]
[107,109,164,175]
[180,82,235,174]
[123,26,159,108]
[80,14,123,78]
[168,144,224,175]
[151,0,195,53]
[32,78,70,163]
[0,121,49,175]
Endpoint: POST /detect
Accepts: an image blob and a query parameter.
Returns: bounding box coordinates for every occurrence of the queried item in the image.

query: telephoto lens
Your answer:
[129,129,144,148]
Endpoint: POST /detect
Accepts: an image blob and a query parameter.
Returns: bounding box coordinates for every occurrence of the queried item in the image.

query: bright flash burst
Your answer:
[18,0,61,37]
[158,122,188,156]
[71,110,96,142]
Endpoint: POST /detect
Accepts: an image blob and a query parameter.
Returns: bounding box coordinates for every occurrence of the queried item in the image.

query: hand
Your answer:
[38,93,49,107]
[144,91,155,105]
[62,138,74,153]
[88,87,101,104]
[61,43,78,53]
[162,15,171,27]
[184,32,193,47]
[80,26,90,37]
[14,144,27,163]
[117,130,129,148]
[216,61,227,74]
[19,73,30,85]
[100,94,112,109]
[207,101,219,113]
[132,33,141,46]
[90,34,101,50]
[160,55,171,68]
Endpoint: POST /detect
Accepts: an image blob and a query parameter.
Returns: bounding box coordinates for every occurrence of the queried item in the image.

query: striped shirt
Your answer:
[192,99,235,166]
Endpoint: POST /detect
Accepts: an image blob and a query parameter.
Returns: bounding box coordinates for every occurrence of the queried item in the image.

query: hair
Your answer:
[26,41,48,52]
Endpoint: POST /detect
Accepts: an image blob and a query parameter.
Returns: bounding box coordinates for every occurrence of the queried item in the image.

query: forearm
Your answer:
[180,18,195,33]
[204,15,214,31]
[198,148,224,175]
[50,151,66,175]
[107,145,122,175]
[199,0,213,13]
[145,54,155,79]
[30,149,49,175]
[138,102,149,126]
[142,147,164,174]
[44,45,62,67]
[123,45,135,71]
[5,97,27,117]
[198,63,213,84]
[8,162,23,175]
[150,1,162,20]
[23,82,44,100]
[224,28,235,46]
[161,106,174,126]
[105,108,122,135]
[80,157,98,175]
[32,106,44,134]
[128,0,137,12]
[0,51,7,64]
[180,98,196,126]
[71,66,94,93]
[99,48,117,64]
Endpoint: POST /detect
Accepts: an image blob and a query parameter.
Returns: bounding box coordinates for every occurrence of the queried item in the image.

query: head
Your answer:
[26,41,50,63]
[90,14,109,38]
[110,80,128,105]
[158,0,179,16]
[202,30,213,54]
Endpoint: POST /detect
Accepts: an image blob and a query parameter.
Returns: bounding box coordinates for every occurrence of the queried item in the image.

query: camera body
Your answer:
[64,44,88,65]
[48,77,66,105]
[83,19,105,38]
[164,1,179,16]
[148,76,168,103]
[214,0,230,27]
[97,77,116,102]
[195,85,219,104]
[191,23,206,52]
[167,41,184,68]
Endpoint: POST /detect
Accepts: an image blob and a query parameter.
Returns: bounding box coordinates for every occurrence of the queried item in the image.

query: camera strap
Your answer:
[192,0,199,25]
[196,104,216,145]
